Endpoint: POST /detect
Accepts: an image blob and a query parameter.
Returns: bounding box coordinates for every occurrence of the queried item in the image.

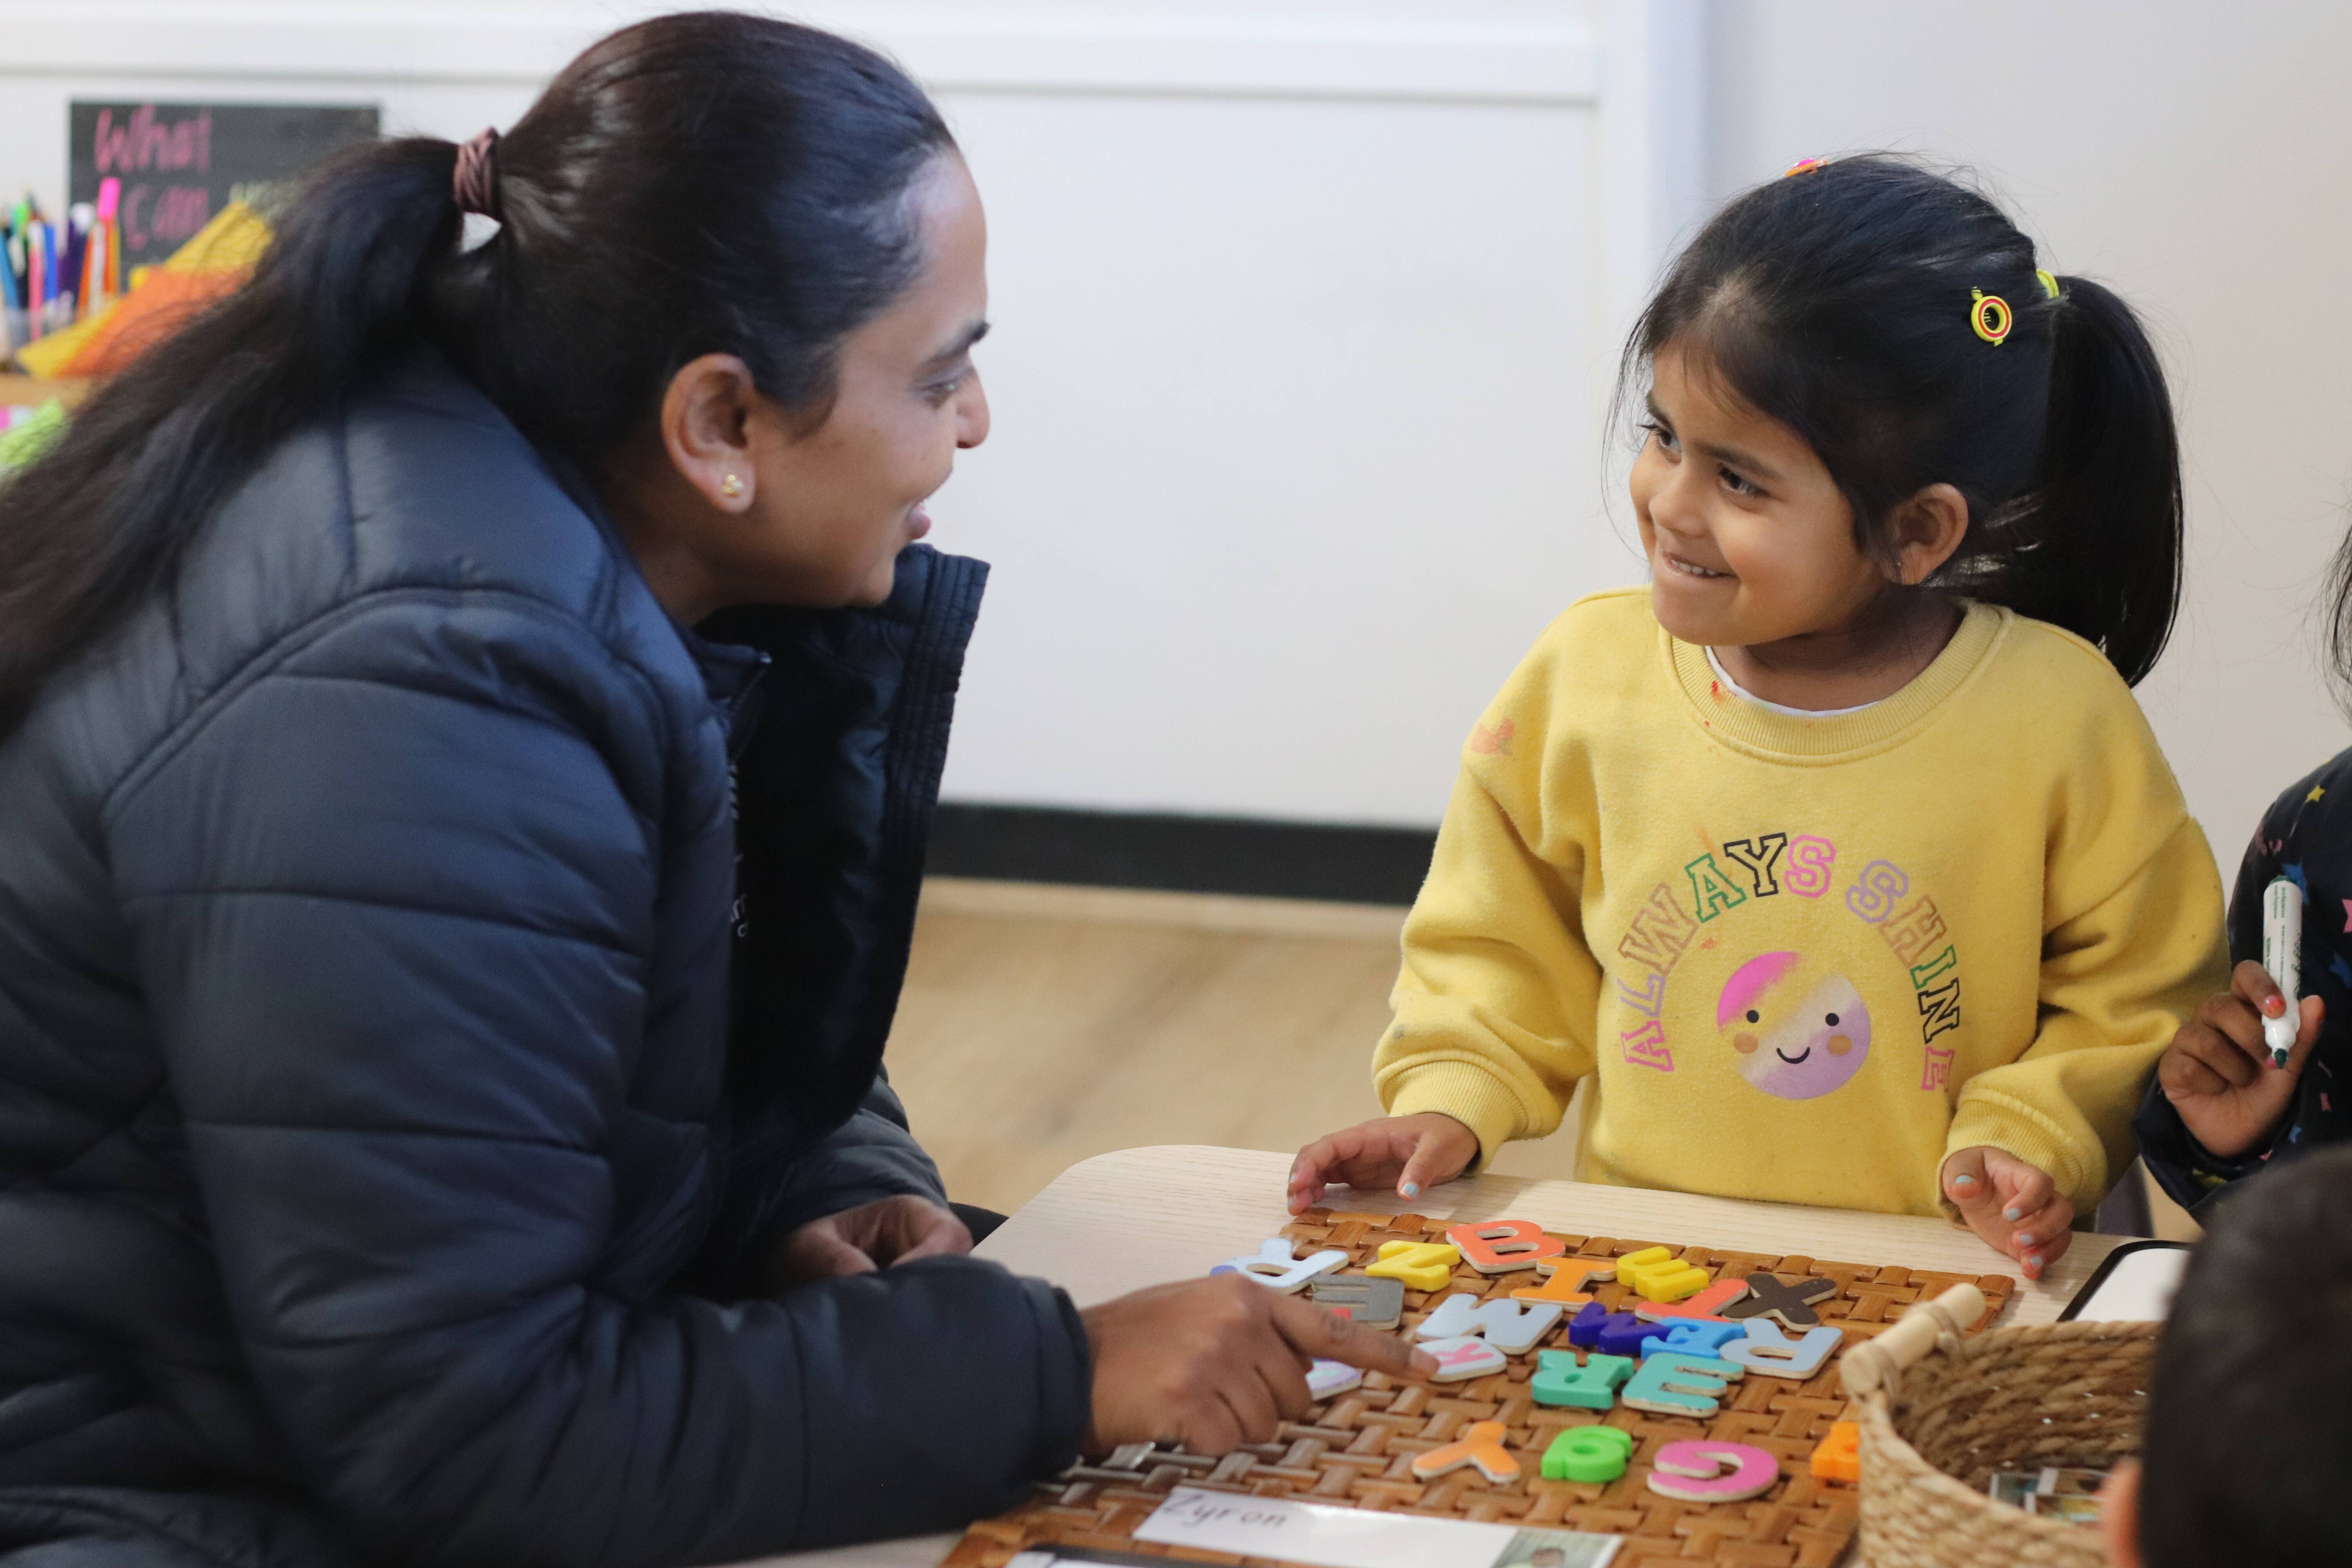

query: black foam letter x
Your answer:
[1720,1273,1837,1328]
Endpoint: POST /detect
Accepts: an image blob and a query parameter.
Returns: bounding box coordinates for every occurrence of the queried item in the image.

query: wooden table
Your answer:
[741,1143,2129,1568]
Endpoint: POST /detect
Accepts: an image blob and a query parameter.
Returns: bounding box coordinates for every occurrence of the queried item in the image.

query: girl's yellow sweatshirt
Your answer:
[1377,589,2227,1218]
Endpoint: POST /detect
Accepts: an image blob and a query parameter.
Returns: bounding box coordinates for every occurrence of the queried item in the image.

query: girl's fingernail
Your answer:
[1951,1174,1976,1188]
[2003,1207,2022,1222]
[2028,1254,2044,1270]
[1400,1181,1421,1199]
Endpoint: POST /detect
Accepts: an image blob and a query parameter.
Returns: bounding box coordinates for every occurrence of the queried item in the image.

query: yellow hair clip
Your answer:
[2036,269,2060,299]
[1783,157,1828,177]
[1970,289,2013,346]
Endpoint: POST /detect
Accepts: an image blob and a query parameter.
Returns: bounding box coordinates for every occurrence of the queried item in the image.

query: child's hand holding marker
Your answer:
[2155,958,2324,1159]
[1940,1146,2074,1281]
[1286,1112,1480,1214]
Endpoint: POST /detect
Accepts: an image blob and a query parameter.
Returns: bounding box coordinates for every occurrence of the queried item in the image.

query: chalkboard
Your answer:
[68,102,380,270]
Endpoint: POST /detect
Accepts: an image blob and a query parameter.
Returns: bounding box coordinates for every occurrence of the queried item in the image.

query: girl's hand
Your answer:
[1940,1146,2073,1281]
[1287,1113,1479,1214]
[2157,958,2324,1158]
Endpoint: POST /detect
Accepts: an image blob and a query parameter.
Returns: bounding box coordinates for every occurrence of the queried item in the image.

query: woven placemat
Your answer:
[947,1208,2014,1568]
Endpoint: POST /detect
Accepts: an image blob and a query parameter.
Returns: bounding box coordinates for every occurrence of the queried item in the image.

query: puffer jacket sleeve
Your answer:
[106,592,1089,1567]
[750,1075,953,1244]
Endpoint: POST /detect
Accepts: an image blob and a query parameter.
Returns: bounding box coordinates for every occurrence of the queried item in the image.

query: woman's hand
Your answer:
[2157,958,2323,1158]
[1287,1113,1480,1214]
[768,1195,972,1287]
[1940,1146,2071,1281]
[1079,1275,1436,1457]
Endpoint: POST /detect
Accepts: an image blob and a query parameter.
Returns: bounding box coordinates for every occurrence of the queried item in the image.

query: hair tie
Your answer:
[1969,288,2013,346]
[453,128,503,221]
[2036,269,2061,300]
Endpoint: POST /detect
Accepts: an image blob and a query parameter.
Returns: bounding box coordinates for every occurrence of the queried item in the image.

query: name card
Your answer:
[1132,1486,1619,1568]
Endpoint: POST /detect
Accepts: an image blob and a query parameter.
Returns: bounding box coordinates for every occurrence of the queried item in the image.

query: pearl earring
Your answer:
[720,474,744,500]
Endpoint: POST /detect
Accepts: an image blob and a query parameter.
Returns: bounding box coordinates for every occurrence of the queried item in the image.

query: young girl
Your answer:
[1289,156,2227,1280]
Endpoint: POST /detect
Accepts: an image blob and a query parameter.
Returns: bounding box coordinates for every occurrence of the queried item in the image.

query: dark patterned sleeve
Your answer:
[2137,749,2352,1219]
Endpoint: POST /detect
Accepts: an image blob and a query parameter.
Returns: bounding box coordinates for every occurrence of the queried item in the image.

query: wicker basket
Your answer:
[1837,1283,2156,1568]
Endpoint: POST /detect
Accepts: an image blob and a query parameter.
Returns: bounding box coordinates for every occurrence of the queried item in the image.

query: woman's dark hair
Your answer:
[0,10,953,733]
[2140,1145,2352,1568]
[1620,154,2183,685]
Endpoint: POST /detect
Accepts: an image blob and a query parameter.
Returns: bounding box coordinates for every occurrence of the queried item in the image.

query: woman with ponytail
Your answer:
[1293,154,2226,1282]
[0,13,1420,1566]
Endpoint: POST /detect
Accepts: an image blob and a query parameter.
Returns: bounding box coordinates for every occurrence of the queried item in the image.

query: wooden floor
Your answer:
[886,877,2197,1243]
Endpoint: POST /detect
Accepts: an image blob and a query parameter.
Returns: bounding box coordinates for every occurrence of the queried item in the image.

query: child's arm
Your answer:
[2136,811,2331,1214]
[1288,608,1607,1212]
[1375,764,1598,1161]
[1941,813,2227,1272]
[2153,960,2323,1155]
[1291,737,1599,1207]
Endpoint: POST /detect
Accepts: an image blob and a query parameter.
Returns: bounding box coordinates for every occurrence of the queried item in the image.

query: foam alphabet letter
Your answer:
[1615,1245,1710,1303]
[1644,1439,1782,1502]
[1720,1319,1842,1380]
[1510,1259,1603,1306]
[1310,1273,1406,1328]
[1719,1273,1838,1328]
[1419,1335,1509,1383]
[1445,1218,1567,1274]
[1809,1420,1861,1483]
[1632,1260,1712,1303]
[1410,1419,1519,1482]
[1366,1240,1462,1292]
[1634,1277,1751,1323]
[1613,1245,1675,1284]
[1530,1349,1633,1409]
[1595,1312,1670,1359]
[1212,1238,1348,1294]
[1565,1301,1612,1348]
[1645,1321,1747,1359]
[1306,1359,1364,1400]
[1415,1293,1566,1355]
[1541,1424,1635,1483]
[1620,1350,1745,1416]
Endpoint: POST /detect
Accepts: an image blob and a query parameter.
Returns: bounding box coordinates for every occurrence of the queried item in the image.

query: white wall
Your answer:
[1705,0,2352,875]
[0,0,1699,829]
[13,2,2331,857]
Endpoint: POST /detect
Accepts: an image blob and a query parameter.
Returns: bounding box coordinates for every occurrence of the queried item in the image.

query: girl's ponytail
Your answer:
[2025,276,2184,686]
[0,136,462,731]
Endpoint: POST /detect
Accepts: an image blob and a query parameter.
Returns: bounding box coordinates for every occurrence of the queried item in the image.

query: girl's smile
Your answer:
[1660,548,1731,581]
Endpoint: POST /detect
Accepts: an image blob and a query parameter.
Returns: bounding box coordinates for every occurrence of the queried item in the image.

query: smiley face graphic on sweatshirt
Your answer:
[1716,950,1872,1100]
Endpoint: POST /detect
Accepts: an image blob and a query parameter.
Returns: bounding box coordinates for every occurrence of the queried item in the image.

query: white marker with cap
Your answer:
[2262,877,2303,1068]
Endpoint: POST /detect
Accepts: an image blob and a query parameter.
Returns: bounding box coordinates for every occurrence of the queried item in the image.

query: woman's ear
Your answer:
[1885,482,1969,587]
[659,354,761,514]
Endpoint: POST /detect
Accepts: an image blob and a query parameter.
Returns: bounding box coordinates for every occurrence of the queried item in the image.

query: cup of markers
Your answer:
[2,178,125,361]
